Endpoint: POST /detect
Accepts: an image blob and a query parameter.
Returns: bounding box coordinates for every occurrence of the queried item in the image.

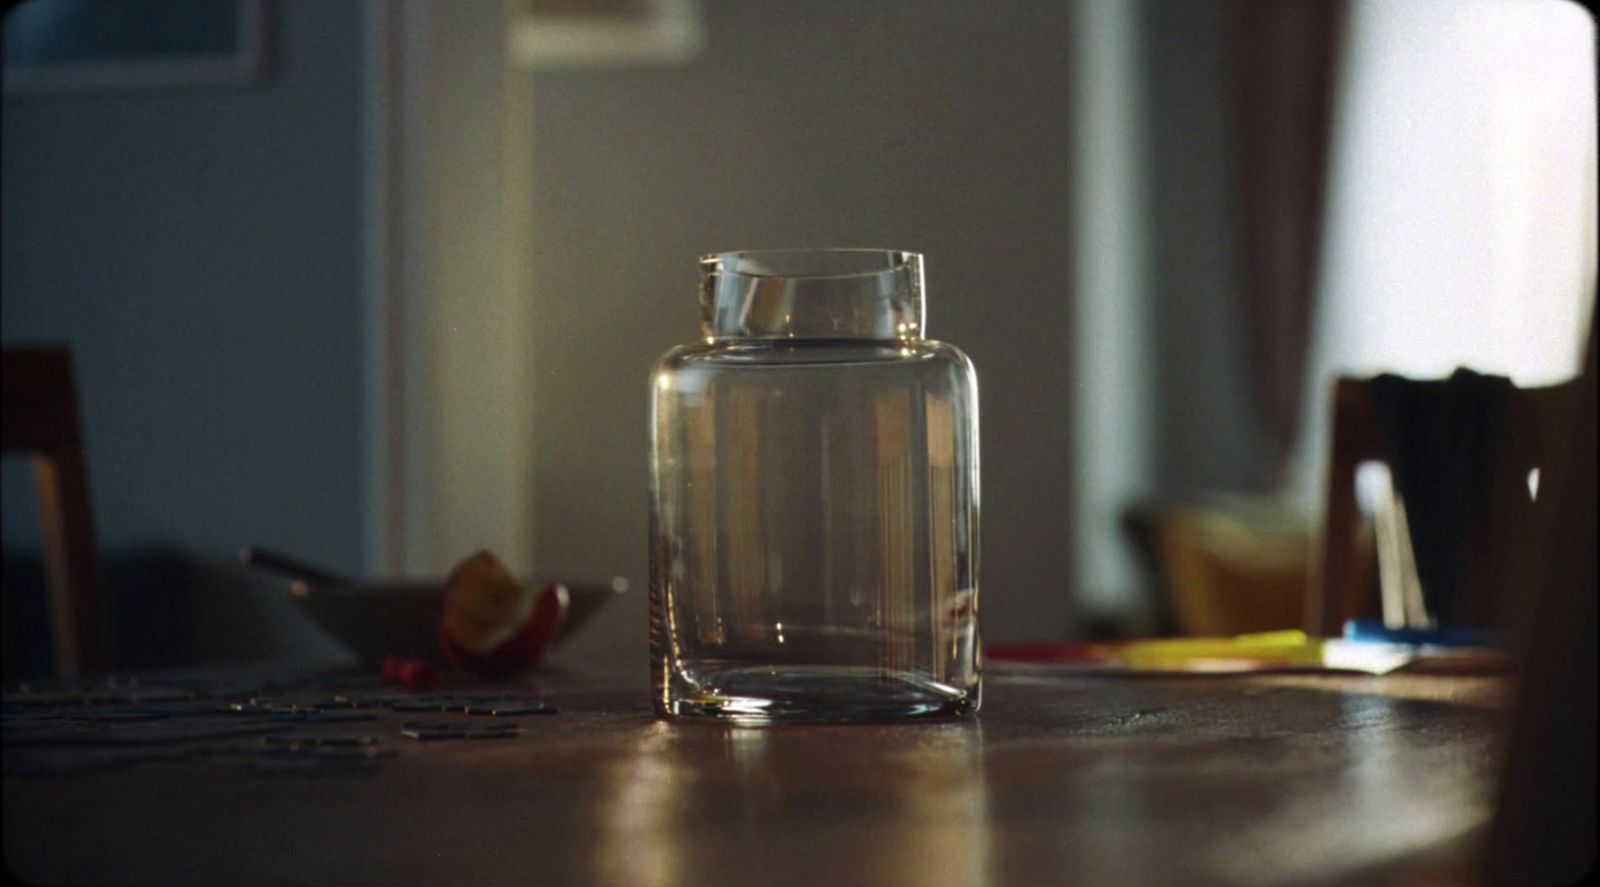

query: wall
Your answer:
[2,0,1284,667]
[1140,0,1269,498]
[528,0,1081,654]
[2,0,369,577]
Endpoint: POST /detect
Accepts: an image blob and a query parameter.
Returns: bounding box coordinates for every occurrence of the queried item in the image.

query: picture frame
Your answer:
[3,0,270,95]
[508,0,703,69]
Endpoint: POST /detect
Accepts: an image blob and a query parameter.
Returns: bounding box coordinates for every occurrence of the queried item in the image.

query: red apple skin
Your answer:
[440,583,568,679]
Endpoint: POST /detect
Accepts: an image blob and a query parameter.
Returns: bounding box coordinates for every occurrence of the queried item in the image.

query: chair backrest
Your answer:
[2,346,109,680]
[1306,372,1581,636]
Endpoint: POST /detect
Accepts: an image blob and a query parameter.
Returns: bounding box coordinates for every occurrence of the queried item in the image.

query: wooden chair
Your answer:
[1488,314,1596,883]
[2,346,110,680]
[1305,372,1583,636]
[1124,501,1310,636]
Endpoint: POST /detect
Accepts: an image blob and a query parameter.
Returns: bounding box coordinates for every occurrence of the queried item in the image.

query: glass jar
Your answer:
[649,248,980,722]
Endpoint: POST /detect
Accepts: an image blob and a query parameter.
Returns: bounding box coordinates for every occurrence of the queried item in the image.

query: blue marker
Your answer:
[1342,619,1496,649]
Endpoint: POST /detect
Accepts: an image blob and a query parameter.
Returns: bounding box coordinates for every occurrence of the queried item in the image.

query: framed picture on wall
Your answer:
[3,0,270,95]
[508,0,704,68]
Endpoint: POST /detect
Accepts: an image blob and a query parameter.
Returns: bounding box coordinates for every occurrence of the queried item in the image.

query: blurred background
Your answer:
[2,0,1594,675]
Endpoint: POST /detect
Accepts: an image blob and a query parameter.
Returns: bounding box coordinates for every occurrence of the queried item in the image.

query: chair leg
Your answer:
[1,593,18,684]
[35,448,108,681]
[1308,455,1362,635]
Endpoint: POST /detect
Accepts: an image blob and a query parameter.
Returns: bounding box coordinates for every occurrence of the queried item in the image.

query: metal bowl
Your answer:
[287,581,444,663]
[285,579,623,665]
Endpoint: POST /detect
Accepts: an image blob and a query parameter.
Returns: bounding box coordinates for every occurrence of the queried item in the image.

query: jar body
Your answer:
[650,337,979,721]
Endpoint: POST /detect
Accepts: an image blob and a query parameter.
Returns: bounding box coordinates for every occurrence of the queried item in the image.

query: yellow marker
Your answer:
[1118,630,1326,670]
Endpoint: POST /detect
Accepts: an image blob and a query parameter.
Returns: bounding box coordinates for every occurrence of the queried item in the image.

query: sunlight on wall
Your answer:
[1292,0,1597,507]
[1069,0,1153,617]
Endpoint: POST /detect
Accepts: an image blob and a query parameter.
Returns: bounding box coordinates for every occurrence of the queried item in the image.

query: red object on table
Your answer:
[383,656,439,692]
[986,642,1126,662]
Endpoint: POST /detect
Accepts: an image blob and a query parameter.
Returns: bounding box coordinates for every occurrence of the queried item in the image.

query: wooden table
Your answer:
[3,663,1509,887]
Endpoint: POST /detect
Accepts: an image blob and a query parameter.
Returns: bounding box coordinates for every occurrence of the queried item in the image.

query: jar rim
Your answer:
[701,248,921,282]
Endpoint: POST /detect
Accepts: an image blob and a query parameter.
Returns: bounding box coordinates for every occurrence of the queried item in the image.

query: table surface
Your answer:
[3,661,1509,887]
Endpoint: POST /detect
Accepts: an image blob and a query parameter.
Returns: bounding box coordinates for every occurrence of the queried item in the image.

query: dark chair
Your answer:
[2,346,110,680]
[1306,372,1581,636]
[1489,316,1596,882]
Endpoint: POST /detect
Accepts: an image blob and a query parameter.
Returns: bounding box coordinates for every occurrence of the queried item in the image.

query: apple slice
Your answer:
[439,550,568,679]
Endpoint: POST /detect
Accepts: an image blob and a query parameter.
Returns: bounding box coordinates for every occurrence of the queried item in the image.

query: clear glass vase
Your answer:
[649,248,980,722]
